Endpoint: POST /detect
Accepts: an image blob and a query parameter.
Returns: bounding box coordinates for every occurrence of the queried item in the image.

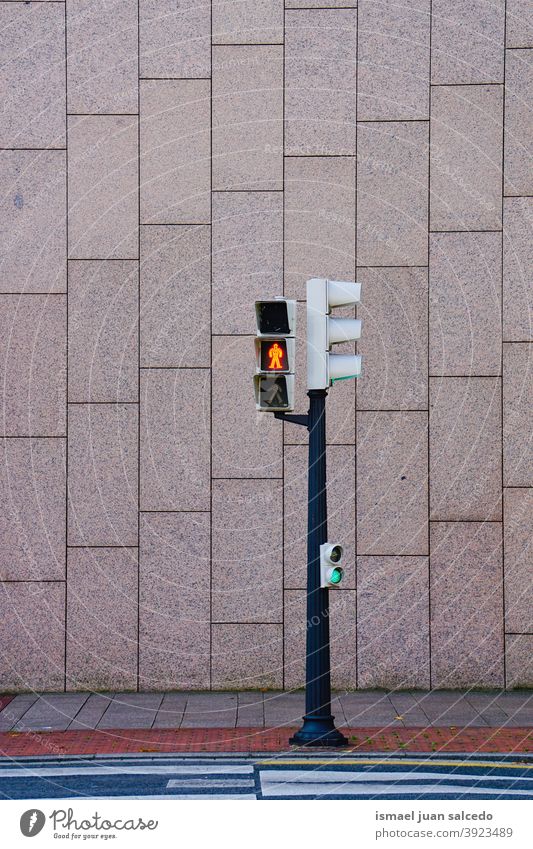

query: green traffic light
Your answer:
[329,567,343,584]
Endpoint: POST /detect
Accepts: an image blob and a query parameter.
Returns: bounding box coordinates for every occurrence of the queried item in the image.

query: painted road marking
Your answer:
[166,778,255,789]
[0,764,254,778]
[257,769,533,784]
[260,780,533,798]
[259,758,533,770]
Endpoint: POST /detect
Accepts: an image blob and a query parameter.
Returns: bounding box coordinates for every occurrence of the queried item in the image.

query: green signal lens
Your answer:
[329,567,343,585]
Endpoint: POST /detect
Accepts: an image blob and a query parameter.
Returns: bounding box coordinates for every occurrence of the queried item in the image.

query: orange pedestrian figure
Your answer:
[268,342,284,370]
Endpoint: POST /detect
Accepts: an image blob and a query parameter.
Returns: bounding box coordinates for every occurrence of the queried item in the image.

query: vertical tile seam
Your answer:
[281,5,286,691]
[427,0,433,690]
[501,0,508,690]
[63,0,68,693]
[354,0,359,690]
[136,0,141,692]
[209,0,214,690]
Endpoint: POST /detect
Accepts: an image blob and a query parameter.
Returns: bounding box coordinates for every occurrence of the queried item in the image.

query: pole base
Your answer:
[289,714,349,748]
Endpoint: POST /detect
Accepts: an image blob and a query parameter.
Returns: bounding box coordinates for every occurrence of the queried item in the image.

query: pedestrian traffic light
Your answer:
[254,298,296,411]
[320,543,345,588]
[307,278,362,390]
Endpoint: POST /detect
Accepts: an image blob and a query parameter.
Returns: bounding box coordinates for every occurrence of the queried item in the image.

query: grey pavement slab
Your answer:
[181,693,238,728]
[237,693,264,727]
[68,694,116,731]
[152,694,188,729]
[0,694,39,731]
[14,694,89,732]
[263,693,305,727]
[97,694,163,730]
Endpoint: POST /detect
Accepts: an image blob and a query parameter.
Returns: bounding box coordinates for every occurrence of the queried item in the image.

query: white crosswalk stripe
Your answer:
[0,764,254,778]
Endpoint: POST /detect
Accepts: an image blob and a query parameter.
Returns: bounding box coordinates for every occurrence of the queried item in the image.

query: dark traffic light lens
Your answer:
[330,545,342,563]
[258,376,290,409]
[257,301,290,334]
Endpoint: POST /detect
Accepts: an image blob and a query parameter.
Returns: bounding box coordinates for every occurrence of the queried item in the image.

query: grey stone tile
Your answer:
[357,267,428,410]
[431,0,505,84]
[429,377,502,520]
[357,121,429,266]
[152,693,188,729]
[212,624,283,689]
[0,438,65,581]
[66,548,138,692]
[14,694,90,732]
[264,692,305,728]
[0,295,66,436]
[97,693,163,729]
[212,45,283,189]
[67,404,138,546]
[504,49,533,196]
[140,226,210,368]
[504,488,533,633]
[139,513,210,690]
[358,0,430,120]
[67,0,137,114]
[0,2,65,147]
[140,369,210,510]
[506,0,533,47]
[68,261,138,403]
[285,9,356,155]
[503,197,533,342]
[0,694,38,732]
[429,233,502,376]
[357,556,430,688]
[68,116,138,259]
[140,0,210,78]
[357,412,428,555]
[237,693,264,727]
[213,0,283,44]
[286,0,356,5]
[0,151,66,294]
[140,80,210,224]
[430,522,504,688]
[68,693,116,730]
[212,192,283,335]
[181,693,238,728]
[503,344,533,486]
[430,85,503,231]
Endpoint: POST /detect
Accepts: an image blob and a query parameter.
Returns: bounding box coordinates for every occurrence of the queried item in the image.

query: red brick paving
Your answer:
[0,726,532,757]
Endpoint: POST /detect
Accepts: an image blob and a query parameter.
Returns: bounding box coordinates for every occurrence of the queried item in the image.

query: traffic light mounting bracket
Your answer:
[273,411,309,428]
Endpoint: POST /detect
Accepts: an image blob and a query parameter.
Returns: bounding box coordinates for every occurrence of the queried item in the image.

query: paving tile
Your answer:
[212,45,283,190]
[152,694,188,729]
[14,694,89,732]
[140,226,210,368]
[0,438,65,581]
[213,0,283,44]
[212,624,283,689]
[68,116,138,259]
[357,267,428,410]
[0,2,65,147]
[67,0,137,114]
[463,693,508,725]
[429,232,501,376]
[263,692,305,728]
[358,0,430,120]
[357,412,428,555]
[431,0,505,84]
[0,694,38,732]
[67,404,138,546]
[430,85,503,231]
[140,80,210,224]
[357,121,428,266]
[212,192,283,335]
[68,261,138,402]
[357,556,430,689]
[66,548,138,692]
[430,522,504,688]
[140,0,210,78]
[504,49,533,196]
[285,9,356,155]
[237,693,264,728]
[181,693,238,728]
[503,343,533,486]
[139,513,210,690]
[503,197,533,342]
[140,369,210,510]
[429,377,502,520]
[506,0,533,47]
[504,488,533,633]
[286,0,356,5]
[68,693,116,730]
[0,295,66,436]
[212,480,283,624]
[0,150,66,294]
[97,694,164,729]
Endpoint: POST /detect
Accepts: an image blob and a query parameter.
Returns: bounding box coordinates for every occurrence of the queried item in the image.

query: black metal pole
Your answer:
[289,389,348,747]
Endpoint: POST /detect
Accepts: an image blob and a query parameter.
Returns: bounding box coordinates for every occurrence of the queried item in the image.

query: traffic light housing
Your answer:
[254,298,296,411]
[320,542,345,588]
[307,278,362,390]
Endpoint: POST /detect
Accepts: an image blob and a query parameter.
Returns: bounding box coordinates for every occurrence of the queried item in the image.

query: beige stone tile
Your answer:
[285,9,356,155]
[505,635,533,688]
[67,0,137,114]
[68,116,138,259]
[429,233,502,376]
[504,49,533,196]
[357,267,428,410]
[503,343,533,486]
[0,151,66,294]
[506,0,533,47]
[430,377,502,520]
[140,226,210,367]
[212,480,283,623]
[0,2,65,147]
[212,336,282,478]
[67,548,138,691]
[140,0,210,78]
[211,624,283,688]
[504,488,533,633]
[68,261,138,402]
[68,404,138,546]
[286,0,356,5]
[503,198,533,341]
[357,121,428,266]
[212,45,283,189]
[430,522,504,688]
[284,445,355,589]
[0,295,66,436]
[140,80,210,224]
[357,412,428,554]
[212,192,283,335]
[0,439,65,581]
[430,85,503,231]
[357,556,430,688]
[431,0,505,84]
[140,369,210,510]
[213,0,283,44]
[284,157,355,302]
[139,513,210,690]
[358,0,431,120]
[0,582,65,691]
